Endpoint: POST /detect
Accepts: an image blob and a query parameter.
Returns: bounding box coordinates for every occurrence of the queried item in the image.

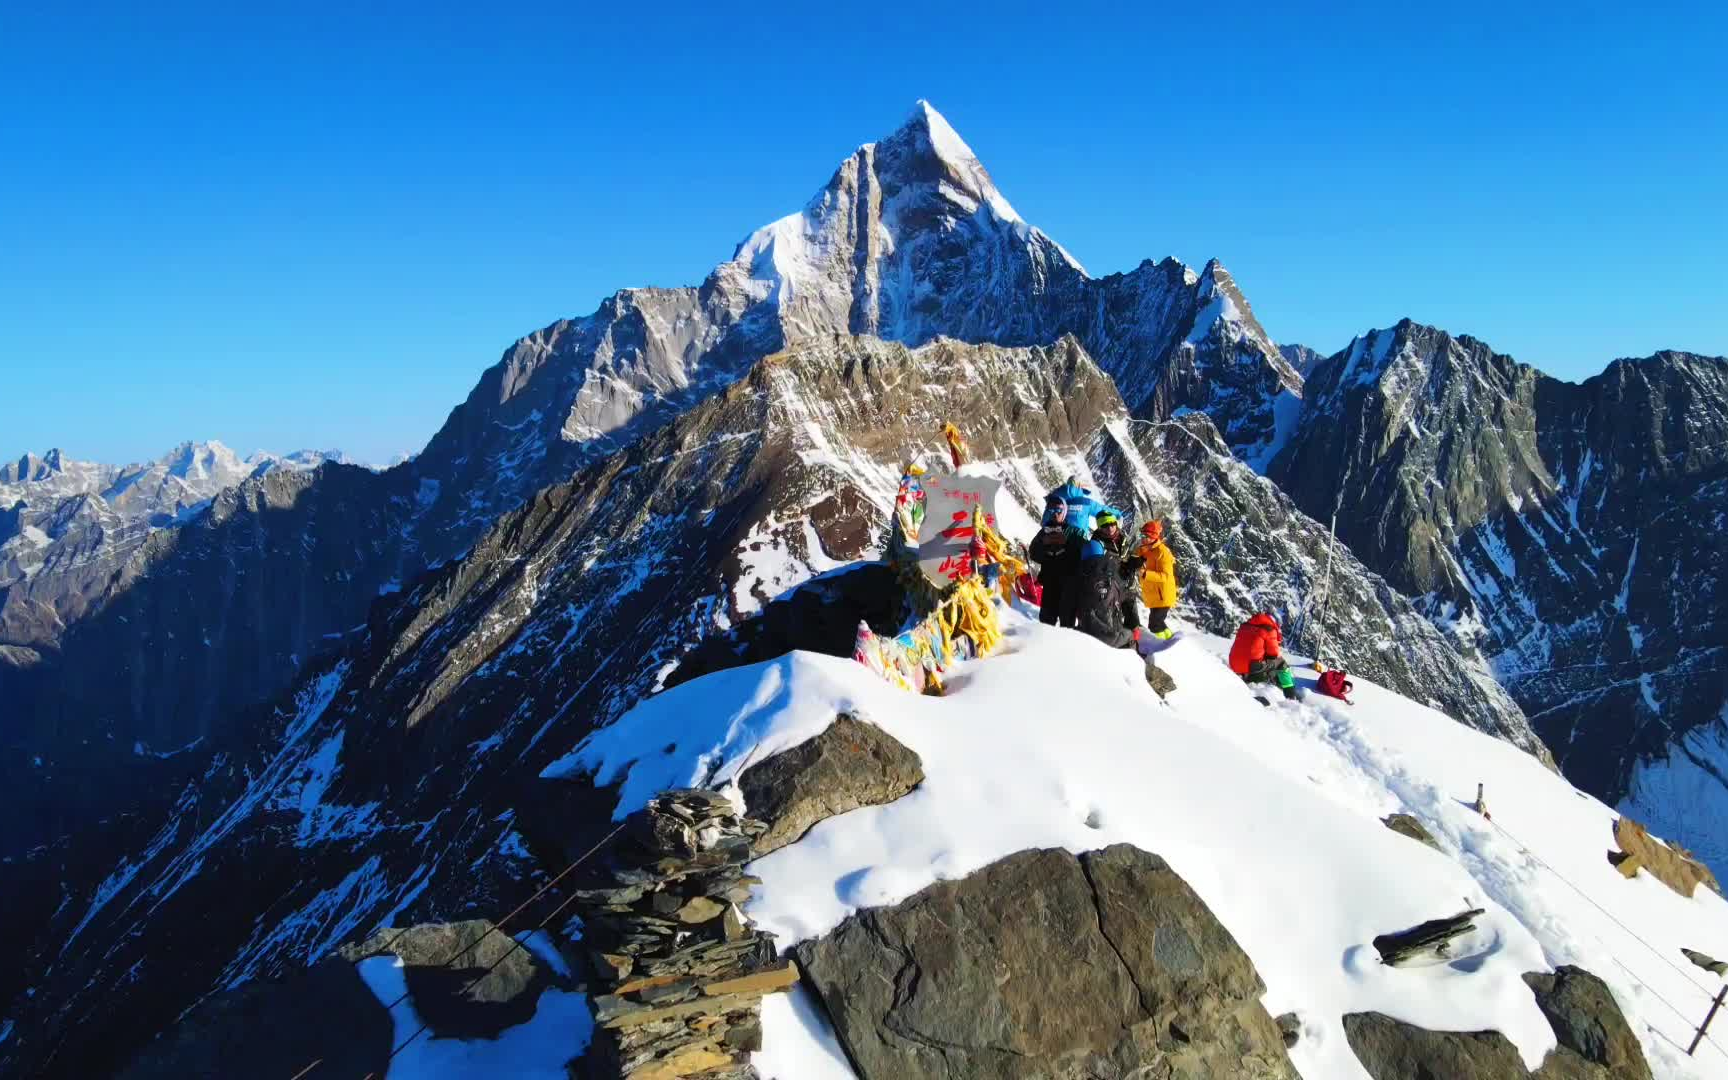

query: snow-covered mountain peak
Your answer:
[872,99,1025,226]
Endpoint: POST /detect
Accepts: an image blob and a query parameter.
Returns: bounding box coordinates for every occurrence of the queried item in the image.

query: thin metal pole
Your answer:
[1691,984,1727,1056]
[1312,509,1340,664]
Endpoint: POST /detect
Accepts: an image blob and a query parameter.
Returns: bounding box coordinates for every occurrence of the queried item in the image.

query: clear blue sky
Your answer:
[3,3,1724,465]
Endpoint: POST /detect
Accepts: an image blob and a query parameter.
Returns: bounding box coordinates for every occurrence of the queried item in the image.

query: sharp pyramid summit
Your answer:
[412,102,1301,543]
[10,98,1728,1080]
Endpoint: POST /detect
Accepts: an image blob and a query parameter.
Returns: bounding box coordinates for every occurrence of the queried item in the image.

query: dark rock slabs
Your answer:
[1345,965,1653,1079]
[738,712,924,857]
[795,843,1297,1079]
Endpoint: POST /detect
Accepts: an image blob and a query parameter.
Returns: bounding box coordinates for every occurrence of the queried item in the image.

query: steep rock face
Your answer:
[1270,321,1728,862]
[407,101,1301,551]
[1279,343,1326,378]
[0,336,1117,1078]
[2,103,1299,884]
[1102,413,1545,754]
[0,462,417,857]
[0,336,1530,1079]
[794,844,1298,1079]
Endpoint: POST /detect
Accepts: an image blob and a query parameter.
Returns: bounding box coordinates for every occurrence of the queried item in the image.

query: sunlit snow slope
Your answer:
[559,602,1728,1080]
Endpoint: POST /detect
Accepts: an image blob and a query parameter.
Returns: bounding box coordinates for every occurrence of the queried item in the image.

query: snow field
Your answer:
[558,606,1728,1080]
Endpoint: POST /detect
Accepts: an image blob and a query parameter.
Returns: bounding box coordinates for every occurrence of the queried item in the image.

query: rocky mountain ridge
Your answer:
[1,440,346,654]
[1270,320,1728,866]
[0,334,1543,1078]
[0,101,1310,902]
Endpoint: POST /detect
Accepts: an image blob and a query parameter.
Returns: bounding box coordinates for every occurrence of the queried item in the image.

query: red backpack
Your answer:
[1317,669,1354,703]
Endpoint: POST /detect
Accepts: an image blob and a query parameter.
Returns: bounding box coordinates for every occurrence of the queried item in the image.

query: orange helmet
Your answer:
[1141,520,1164,542]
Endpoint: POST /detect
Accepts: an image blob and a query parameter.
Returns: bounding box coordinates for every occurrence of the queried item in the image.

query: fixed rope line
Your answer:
[363,819,628,1022]
[362,822,628,1076]
[1485,816,1718,1000]
[1482,814,1728,1058]
[289,819,627,1079]
[1600,952,1728,1060]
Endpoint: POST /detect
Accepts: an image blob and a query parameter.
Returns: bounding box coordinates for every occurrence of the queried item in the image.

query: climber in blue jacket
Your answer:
[1043,476,1124,539]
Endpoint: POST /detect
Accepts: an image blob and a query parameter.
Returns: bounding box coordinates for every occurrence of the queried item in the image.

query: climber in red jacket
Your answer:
[1229,613,1299,700]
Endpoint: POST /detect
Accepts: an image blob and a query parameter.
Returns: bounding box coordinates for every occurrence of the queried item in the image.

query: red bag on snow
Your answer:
[1317,669,1354,703]
[1014,574,1043,606]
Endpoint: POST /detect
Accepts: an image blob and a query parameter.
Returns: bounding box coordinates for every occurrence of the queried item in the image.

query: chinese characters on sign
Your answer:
[916,474,1005,589]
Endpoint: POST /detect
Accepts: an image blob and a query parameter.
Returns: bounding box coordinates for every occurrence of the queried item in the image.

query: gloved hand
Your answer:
[1133,627,1158,658]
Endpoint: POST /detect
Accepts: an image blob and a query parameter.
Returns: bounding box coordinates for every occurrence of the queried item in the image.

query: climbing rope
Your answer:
[287,819,627,1078]
[1481,815,1728,1060]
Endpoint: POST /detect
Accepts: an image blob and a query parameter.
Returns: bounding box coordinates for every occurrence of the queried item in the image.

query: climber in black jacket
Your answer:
[1090,510,1143,633]
[1075,532,1136,649]
[1028,496,1081,628]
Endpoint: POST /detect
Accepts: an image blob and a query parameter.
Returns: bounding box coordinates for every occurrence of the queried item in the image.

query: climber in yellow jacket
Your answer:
[1136,520,1178,639]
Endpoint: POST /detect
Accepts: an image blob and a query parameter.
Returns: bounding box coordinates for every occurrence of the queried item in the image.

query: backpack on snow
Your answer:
[1317,669,1354,703]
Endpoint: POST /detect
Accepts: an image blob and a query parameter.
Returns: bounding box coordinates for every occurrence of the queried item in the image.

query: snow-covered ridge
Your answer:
[558,607,1728,1079]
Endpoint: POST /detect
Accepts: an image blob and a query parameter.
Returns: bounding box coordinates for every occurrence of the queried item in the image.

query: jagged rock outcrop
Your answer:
[1,105,1300,877]
[1524,967,1655,1079]
[1102,413,1547,756]
[1270,320,1728,864]
[1344,965,1653,1079]
[339,920,560,1039]
[795,844,1298,1079]
[737,713,924,856]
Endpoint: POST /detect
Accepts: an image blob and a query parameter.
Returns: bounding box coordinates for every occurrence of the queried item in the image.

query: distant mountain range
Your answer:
[2,102,1723,1077]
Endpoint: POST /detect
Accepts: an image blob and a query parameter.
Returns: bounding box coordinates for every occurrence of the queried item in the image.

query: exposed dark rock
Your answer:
[1372,908,1485,966]
[338,920,559,1039]
[666,562,911,692]
[795,844,1297,1079]
[1274,1011,1301,1048]
[114,958,390,1080]
[1343,1011,1530,1079]
[738,714,924,856]
[1523,966,1654,1079]
[1146,660,1177,697]
[1682,947,1726,977]
[1345,964,1654,1078]
[1272,321,1728,866]
[1382,813,1443,852]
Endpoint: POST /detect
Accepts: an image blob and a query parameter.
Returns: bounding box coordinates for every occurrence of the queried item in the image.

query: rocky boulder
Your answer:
[1523,966,1654,1079]
[1343,1013,1531,1078]
[1382,813,1443,852]
[1612,817,1721,898]
[1344,964,1653,1079]
[115,958,390,1079]
[738,713,924,856]
[795,843,1297,1079]
[339,919,564,1039]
